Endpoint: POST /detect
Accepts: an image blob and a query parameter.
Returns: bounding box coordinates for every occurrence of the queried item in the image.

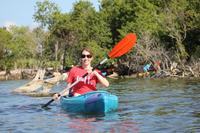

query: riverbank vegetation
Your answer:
[0,0,200,80]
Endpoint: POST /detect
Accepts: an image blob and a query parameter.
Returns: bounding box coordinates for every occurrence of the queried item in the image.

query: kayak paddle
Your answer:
[42,33,137,108]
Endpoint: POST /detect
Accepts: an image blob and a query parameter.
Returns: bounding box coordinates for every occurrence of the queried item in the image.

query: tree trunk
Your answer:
[55,41,58,61]
[62,43,67,70]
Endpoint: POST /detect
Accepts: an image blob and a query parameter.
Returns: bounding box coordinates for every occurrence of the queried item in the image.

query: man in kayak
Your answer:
[53,48,109,99]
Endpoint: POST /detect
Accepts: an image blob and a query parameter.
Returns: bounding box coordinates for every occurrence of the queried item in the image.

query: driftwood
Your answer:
[163,61,200,78]
[13,69,67,96]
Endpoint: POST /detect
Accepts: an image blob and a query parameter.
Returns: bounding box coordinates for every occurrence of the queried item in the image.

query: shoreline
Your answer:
[1,69,200,81]
[0,69,37,81]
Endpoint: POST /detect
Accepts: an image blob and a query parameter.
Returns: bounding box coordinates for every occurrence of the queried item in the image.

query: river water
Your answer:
[0,78,200,133]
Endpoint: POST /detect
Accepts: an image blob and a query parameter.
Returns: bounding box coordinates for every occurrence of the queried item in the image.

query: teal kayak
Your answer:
[60,91,118,113]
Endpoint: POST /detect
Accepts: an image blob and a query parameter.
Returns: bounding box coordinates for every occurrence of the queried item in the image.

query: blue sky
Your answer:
[0,0,99,28]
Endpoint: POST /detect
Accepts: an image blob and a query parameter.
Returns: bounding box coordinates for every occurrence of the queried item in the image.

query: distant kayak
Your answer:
[60,91,118,114]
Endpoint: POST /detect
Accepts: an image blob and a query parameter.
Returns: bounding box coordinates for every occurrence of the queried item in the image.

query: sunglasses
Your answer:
[81,54,92,58]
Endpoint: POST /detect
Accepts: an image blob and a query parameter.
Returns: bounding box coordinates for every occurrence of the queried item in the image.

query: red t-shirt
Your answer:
[67,66,101,95]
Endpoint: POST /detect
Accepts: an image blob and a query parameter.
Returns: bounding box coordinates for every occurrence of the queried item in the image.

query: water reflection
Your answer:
[55,110,139,133]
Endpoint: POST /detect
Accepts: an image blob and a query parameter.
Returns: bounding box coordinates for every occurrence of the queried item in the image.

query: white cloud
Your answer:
[4,21,16,28]
[2,21,17,31]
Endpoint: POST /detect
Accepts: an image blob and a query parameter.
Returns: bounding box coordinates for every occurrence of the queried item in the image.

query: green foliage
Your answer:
[43,60,61,68]
[70,1,98,41]
[9,26,37,58]
[0,28,12,60]
[134,0,164,34]
[32,27,47,58]
[100,0,136,45]
[0,0,200,72]
[34,0,60,28]
[15,58,38,68]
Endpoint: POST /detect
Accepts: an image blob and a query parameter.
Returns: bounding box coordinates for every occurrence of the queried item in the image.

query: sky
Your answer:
[0,0,99,28]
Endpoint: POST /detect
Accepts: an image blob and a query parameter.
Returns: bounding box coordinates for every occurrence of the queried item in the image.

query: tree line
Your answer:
[0,0,200,77]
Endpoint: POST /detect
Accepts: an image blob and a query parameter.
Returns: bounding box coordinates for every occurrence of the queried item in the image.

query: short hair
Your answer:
[80,48,93,56]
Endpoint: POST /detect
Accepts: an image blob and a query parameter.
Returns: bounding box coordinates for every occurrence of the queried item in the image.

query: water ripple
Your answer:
[0,79,200,133]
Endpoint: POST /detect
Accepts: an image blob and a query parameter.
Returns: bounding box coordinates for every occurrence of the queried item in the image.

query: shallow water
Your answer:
[0,78,200,133]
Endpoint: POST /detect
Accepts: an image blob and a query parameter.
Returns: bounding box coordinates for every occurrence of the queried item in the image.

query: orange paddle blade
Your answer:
[108,33,137,58]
